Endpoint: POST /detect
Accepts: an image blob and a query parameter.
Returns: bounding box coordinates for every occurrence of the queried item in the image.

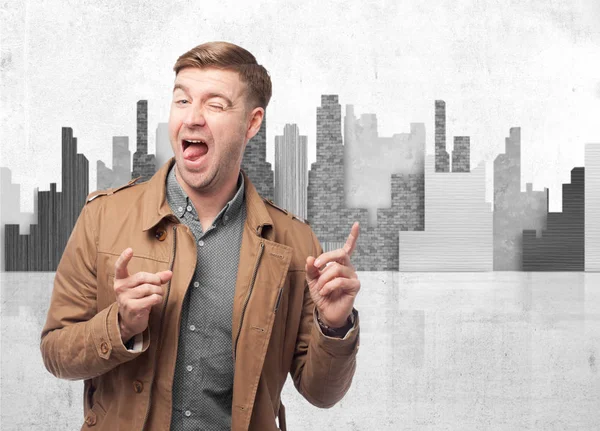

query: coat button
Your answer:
[133,380,144,393]
[155,228,167,241]
[85,412,97,426]
[100,342,109,355]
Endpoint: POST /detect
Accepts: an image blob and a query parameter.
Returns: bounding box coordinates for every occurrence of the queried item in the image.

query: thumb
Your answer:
[305,256,320,283]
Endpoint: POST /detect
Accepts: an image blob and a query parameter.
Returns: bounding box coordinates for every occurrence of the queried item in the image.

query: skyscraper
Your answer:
[274,124,308,219]
[60,127,89,260]
[97,136,131,189]
[523,167,585,271]
[493,128,547,270]
[585,143,600,271]
[452,136,470,173]
[132,100,157,182]
[241,113,273,200]
[435,100,450,172]
[155,122,172,170]
[308,95,367,248]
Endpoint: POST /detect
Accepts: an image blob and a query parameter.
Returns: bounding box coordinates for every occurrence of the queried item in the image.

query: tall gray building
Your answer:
[308,95,369,251]
[132,100,157,182]
[155,122,172,170]
[274,124,308,219]
[241,113,273,200]
[435,100,450,172]
[97,136,131,189]
[585,143,600,271]
[452,136,470,173]
[493,127,547,270]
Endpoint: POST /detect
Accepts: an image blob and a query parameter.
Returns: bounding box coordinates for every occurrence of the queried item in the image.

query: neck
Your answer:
[174,166,240,230]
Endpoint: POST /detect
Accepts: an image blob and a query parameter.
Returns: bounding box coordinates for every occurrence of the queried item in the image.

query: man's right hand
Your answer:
[114,248,173,344]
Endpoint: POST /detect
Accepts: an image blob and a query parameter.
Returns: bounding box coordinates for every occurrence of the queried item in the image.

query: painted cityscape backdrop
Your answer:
[2,97,599,272]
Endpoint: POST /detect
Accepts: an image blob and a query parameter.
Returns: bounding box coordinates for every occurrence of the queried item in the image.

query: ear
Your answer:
[245,107,264,142]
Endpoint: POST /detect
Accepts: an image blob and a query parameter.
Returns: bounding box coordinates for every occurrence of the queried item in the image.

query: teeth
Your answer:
[185,139,204,144]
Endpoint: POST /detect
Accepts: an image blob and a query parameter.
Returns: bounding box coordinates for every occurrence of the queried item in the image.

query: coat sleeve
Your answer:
[288,228,360,408]
[40,202,148,380]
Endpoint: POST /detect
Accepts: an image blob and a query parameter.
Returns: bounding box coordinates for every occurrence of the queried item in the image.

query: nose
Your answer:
[183,103,206,128]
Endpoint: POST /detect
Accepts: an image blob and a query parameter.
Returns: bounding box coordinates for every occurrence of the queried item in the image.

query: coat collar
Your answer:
[141,158,274,241]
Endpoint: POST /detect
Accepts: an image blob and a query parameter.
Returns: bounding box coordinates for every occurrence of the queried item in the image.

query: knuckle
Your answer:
[113,282,125,295]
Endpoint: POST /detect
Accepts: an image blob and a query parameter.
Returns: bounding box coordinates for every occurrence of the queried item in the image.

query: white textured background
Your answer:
[2,1,600,430]
[1,0,600,213]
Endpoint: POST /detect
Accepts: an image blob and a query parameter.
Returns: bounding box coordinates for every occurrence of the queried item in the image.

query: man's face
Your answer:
[168,66,262,195]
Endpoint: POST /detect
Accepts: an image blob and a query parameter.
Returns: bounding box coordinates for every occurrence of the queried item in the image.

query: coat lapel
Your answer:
[230,171,293,430]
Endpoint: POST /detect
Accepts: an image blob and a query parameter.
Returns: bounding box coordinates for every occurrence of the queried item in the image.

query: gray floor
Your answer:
[1,272,599,430]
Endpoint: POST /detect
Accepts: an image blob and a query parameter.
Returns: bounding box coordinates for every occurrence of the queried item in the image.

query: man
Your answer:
[41,41,361,431]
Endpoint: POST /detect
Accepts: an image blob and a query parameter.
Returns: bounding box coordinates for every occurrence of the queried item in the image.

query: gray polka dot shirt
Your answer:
[166,166,246,431]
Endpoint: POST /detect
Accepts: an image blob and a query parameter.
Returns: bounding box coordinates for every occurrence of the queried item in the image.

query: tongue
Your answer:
[183,142,208,161]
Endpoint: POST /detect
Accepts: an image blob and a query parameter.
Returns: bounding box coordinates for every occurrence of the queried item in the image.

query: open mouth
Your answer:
[182,139,209,161]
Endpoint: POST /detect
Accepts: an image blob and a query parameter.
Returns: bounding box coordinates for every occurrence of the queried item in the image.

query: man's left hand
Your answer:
[305,222,361,328]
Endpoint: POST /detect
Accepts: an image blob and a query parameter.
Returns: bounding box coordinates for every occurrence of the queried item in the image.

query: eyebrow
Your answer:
[173,83,190,93]
[172,83,233,106]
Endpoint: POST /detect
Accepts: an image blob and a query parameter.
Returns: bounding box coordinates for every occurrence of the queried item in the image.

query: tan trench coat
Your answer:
[40,159,360,430]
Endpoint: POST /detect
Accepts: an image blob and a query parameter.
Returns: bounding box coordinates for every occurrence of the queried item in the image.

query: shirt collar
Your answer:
[165,164,245,225]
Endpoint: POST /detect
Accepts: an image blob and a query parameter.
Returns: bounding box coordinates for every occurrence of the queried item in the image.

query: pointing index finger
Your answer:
[343,222,360,257]
[114,248,133,280]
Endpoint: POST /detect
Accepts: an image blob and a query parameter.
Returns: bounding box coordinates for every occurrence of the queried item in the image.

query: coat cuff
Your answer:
[91,303,149,363]
[312,308,360,355]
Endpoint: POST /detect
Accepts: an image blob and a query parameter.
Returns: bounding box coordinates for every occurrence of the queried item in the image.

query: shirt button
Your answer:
[187,205,192,212]
[193,281,199,288]
[186,365,193,372]
[189,325,195,331]
[177,206,183,214]
[184,410,191,417]
[198,240,204,247]
[224,215,229,221]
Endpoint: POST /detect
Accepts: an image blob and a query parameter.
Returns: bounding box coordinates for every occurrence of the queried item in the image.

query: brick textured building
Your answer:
[452,136,470,173]
[435,100,450,173]
[132,100,157,182]
[307,95,424,270]
[241,113,273,200]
